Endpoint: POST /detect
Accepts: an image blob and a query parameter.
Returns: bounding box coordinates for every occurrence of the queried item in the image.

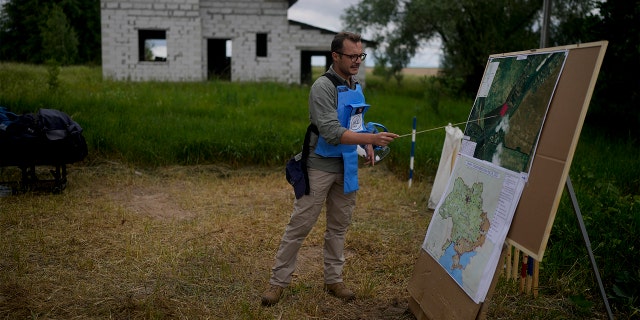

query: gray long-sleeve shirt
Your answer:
[306,65,360,173]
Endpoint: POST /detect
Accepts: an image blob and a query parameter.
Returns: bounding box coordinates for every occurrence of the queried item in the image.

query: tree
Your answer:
[580,0,640,139]
[0,0,43,63]
[0,0,100,64]
[483,0,639,138]
[343,0,595,96]
[41,4,79,65]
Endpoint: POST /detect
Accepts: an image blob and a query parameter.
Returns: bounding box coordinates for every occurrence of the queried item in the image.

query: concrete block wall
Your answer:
[200,0,294,83]
[101,0,203,81]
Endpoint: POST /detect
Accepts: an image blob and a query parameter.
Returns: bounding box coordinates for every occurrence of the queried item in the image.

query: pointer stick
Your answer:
[396,115,500,138]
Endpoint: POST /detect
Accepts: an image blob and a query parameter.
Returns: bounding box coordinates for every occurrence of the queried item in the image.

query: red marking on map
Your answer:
[500,103,509,117]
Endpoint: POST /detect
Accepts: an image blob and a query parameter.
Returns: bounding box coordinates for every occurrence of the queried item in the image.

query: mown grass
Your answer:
[0,163,427,319]
[0,63,638,318]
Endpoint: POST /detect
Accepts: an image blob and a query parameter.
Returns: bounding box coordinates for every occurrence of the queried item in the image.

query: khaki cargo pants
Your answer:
[269,168,357,286]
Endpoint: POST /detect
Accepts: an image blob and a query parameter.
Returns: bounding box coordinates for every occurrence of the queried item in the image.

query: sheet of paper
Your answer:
[460,138,476,156]
[422,153,526,303]
[477,62,499,97]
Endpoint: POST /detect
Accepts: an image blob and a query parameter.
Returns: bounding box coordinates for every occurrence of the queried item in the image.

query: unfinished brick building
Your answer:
[100,0,366,84]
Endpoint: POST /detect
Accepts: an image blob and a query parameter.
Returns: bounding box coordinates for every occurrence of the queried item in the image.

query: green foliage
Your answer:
[344,0,635,98]
[419,76,448,115]
[364,73,472,180]
[370,54,405,85]
[345,0,544,96]
[45,59,61,91]
[583,0,640,139]
[346,0,639,141]
[371,54,395,82]
[0,0,100,64]
[0,63,469,179]
[41,4,79,65]
[144,43,154,62]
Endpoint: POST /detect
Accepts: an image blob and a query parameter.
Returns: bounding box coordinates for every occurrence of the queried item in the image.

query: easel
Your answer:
[409,41,610,319]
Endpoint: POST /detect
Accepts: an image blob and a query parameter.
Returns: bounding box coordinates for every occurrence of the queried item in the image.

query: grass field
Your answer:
[0,63,638,318]
[0,163,614,319]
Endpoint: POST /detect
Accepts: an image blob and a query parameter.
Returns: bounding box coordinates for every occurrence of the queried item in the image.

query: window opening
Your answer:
[256,33,267,57]
[139,30,167,62]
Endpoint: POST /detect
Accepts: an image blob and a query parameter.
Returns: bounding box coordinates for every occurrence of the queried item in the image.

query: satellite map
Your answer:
[464,50,568,173]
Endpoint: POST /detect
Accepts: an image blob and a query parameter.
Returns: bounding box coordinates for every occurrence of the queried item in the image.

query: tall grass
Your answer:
[1,64,312,167]
[0,63,468,179]
[544,127,640,317]
[0,63,638,317]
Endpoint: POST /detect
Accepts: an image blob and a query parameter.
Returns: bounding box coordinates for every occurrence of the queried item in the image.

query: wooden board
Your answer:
[408,247,506,320]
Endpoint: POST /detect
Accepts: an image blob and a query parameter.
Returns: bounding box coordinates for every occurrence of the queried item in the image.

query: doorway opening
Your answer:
[300,50,331,85]
[207,39,232,80]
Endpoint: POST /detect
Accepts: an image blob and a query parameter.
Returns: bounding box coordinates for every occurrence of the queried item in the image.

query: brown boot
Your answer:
[324,282,356,301]
[261,284,284,306]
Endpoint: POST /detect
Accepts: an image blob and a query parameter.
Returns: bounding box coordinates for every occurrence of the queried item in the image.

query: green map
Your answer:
[463,50,568,173]
[438,177,490,268]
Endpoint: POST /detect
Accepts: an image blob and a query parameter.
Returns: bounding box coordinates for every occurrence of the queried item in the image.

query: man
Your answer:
[262,32,398,306]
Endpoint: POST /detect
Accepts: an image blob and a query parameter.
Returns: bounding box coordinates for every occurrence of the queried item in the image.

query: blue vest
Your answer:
[315,81,369,194]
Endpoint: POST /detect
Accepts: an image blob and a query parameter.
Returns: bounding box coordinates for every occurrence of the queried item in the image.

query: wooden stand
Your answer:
[408,245,507,320]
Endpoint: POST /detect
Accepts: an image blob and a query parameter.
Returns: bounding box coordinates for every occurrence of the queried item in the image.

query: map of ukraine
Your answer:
[438,177,490,276]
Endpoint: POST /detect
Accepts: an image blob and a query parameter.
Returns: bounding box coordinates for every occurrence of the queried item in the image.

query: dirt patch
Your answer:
[111,186,195,221]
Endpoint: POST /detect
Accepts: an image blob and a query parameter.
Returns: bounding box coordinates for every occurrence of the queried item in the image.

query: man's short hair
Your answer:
[331,32,362,52]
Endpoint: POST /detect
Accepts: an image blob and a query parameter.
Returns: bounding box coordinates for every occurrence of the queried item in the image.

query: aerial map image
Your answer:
[463,50,568,173]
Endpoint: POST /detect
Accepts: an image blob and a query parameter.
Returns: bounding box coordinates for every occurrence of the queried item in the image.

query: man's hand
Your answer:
[372,132,399,147]
[365,144,375,166]
[365,132,398,166]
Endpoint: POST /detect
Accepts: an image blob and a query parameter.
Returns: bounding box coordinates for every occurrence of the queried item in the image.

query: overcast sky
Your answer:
[288,0,442,68]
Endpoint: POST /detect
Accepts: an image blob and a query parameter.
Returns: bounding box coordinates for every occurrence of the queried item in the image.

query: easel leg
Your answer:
[565,176,614,320]
[533,259,539,298]
[505,244,512,277]
[511,249,520,281]
[519,254,527,292]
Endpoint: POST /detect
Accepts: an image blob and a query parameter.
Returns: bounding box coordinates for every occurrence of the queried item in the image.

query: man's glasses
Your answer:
[335,52,367,62]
